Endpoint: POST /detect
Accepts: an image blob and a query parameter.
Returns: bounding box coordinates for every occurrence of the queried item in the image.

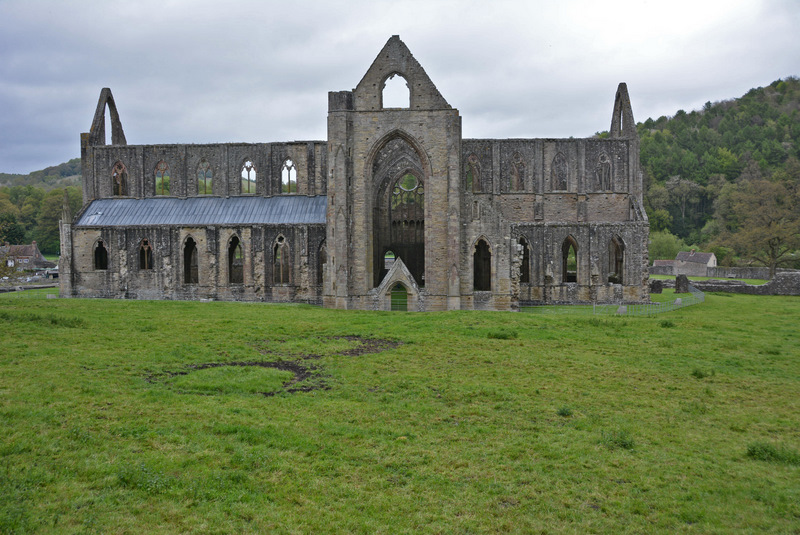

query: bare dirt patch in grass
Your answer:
[154,336,401,397]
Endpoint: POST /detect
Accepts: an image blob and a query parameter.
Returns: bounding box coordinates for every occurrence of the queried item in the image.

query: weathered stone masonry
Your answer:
[61,36,649,310]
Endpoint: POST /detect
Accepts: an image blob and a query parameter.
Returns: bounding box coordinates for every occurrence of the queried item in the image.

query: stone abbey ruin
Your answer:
[59,36,650,311]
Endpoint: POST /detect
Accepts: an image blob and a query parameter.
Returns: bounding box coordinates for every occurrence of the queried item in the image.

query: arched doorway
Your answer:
[390,283,408,311]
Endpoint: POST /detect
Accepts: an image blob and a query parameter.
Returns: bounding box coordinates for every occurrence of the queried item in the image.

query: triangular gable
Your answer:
[88,88,127,146]
[375,255,420,297]
[353,35,450,111]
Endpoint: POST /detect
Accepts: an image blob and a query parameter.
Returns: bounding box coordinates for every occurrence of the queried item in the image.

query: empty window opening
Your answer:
[197,160,213,195]
[390,283,408,311]
[241,160,256,194]
[104,107,112,145]
[228,236,243,284]
[519,237,530,283]
[317,242,327,285]
[473,239,491,291]
[382,73,409,109]
[281,159,297,193]
[274,236,290,284]
[184,237,198,284]
[384,249,395,272]
[139,239,153,270]
[94,240,108,270]
[112,161,128,196]
[155,161,170,195]
[608,236,624,284]
[562,236,578,283]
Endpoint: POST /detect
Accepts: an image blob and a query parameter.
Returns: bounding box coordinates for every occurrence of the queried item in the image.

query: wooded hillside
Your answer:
[637,77,799,272]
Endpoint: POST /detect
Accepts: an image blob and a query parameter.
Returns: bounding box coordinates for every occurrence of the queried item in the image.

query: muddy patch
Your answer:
[152,336,400,397]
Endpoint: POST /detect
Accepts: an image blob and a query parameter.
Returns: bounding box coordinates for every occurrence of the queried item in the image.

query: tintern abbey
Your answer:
[60,36,650,310]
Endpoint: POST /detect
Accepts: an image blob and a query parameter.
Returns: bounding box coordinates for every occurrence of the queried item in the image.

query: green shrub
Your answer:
[487,329,518,340]
[601,429,635,450]
[557,406,573,417]
[746,442,800,465]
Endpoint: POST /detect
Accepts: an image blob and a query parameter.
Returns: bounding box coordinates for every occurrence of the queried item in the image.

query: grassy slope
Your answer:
[0,294,798,533]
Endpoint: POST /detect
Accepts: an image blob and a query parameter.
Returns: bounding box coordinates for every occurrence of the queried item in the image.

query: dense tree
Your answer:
[714,176,799,277]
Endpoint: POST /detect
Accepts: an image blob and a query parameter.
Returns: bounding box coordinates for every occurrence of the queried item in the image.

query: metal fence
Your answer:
[521,284,704,316]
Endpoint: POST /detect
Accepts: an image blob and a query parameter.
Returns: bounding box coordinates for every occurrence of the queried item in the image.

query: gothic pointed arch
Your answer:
[551,153,568,191]
[112,161,128,196]
[94,239,108,270]
[510,152,525,192]
[367,130,430,288]
[608,235,625,284]
[562,235,578,283]
[473,237,492,291]
[281,158,297,193]
[197,159,213,195]
[273,235,290,284]
[228,235,243,284]
[519,236,530,284]
[317,240,327,286]
[595,152,612,191]
[240,159,257,194]
[183,236,198,284]
[88,88,127,146]
[381,72,410,109]
[465,153,482,193]
[139,238,153,270]
[155,160,170,195]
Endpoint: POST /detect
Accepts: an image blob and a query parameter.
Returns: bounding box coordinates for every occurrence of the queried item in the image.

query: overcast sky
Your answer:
[1,0,797,174]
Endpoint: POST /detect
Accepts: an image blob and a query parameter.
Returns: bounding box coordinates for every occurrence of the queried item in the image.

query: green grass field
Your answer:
[1,293,798,533]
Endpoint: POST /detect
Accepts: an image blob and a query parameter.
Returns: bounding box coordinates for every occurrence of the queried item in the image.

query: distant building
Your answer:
[675,251,717,277]
[0,241,56,271]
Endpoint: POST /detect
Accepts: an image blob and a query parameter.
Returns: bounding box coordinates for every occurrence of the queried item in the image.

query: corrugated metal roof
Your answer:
[75,196,327,227]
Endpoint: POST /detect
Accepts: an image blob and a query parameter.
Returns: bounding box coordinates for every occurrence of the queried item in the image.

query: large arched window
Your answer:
[241,160,256,194]
[519,236,530,284]
[281,159,297,193]
[228,236,243,284]
[197,160,213,195]
[184,237,198,284]
[473,239,491,291]
[562,235,578,283]
[608,236,625,284]
[139,239,153,270]
[551,152,568,191]
[274,236,290,284]
[155,161,170,195]
[112,162,128,196]
[382,73,410,109]
[388,173,424,284]
[94,240,108,270]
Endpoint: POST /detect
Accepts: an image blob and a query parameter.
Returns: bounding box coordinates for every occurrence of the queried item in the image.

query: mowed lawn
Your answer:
[0,292,798,533]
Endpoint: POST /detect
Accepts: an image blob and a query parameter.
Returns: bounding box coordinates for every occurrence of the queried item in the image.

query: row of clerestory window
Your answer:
[111,158,299,197]
[92,236,326,285]
[463,151,616,193]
